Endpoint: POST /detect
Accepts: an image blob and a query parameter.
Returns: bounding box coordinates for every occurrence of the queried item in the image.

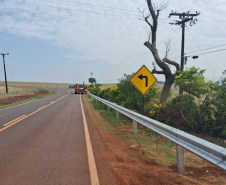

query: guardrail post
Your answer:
[133,120,137,134]
[177,145,185,173]
[116,111,119,120]
[107,106,110,113]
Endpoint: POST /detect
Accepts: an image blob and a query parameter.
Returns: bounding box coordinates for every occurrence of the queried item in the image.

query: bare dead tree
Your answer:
[164,39,171,58]
[142,0,180,106]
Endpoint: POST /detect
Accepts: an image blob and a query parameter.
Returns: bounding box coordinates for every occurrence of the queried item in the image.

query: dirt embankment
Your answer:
[0,89,54,106]
[84,95,226,185]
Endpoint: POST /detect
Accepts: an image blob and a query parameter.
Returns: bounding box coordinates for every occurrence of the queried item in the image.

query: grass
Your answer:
[86,94,220,168]
[86,94,213,168]
[99,83,117,90]
[0,81,69,89]
[0,86,55,109]
[0,86,38,98]
[86,95,180,166]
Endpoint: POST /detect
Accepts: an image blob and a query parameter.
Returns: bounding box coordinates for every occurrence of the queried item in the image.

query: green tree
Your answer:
[175,67,215,129]
[167,67,217,134]
[89,83,102,95]
[89,78,96,84]
[209,70,226,136]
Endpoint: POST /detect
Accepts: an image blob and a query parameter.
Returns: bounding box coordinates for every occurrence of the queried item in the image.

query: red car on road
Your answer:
[75,84,85,94]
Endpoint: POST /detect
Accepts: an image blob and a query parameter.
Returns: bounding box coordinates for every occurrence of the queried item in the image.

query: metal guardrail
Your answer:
[88,92,226,173]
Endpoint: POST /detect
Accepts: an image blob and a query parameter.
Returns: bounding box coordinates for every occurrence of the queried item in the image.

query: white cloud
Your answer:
[0,0,226,83]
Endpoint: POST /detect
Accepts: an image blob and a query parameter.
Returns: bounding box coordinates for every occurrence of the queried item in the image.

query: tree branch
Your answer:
[180,109,189,125]
[144,41,170,72]
[182,86,200,98]
[152,69,164,74]
[180,109,195,132]
[145,15,153,29]
[164,39,171,58]
[153,1,169,11]
[163,58,180,71]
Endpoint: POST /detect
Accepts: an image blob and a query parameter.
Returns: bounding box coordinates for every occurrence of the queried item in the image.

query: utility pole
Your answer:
[169,11,199,71]
[169,11,199,94]
[1,53,9,93]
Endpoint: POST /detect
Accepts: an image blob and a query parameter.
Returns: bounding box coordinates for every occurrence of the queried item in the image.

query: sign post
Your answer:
[130,65,157,115]
[142,95,144,115]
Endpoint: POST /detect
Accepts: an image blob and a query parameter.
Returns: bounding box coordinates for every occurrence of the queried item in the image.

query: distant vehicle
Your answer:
[75,84,85,94]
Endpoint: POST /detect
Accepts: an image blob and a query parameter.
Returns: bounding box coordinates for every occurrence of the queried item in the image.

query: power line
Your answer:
[102,30,175,77]
[184,0,226,13]
[172,43,226,60]
[189,0,213,12]
[4,1,140,20]
[186,43,226,55]
[189,48,226,56]
[202,0,226,12]
[114,51,149,73]
[187,28,217,78]
[97,45,143,77]
[56,0,136,13]
[37,0,140,16]
[179,0,199,11]
[98,52,149,83]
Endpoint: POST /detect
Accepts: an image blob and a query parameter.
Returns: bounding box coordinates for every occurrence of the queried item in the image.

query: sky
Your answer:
[0,0,226,84]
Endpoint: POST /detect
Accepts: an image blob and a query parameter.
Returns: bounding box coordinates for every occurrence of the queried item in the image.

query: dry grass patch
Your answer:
[0,81,69,89]
[0,86,38,99]
[100,83,117,90]
[0,85,55,109]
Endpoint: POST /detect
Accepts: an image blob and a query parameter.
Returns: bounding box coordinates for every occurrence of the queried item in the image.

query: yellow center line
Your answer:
[0,92,70,133]
[38,105,47,110]
[0,115,29,132]
[3,115,26,126]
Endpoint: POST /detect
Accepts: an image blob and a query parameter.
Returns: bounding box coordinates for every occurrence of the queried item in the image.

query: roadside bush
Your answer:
[166,94,198,132]
[117,74,158,113]
[98,87,111,99]
[149,103,161,117]
[96,73,159,115]
[166,67,226,137]
[208,70,226,136]
[107,86,120,103]
[89,83,102,96]
[69,84,75,88]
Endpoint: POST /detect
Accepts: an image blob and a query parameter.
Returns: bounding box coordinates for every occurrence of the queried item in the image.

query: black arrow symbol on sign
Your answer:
[138,74,148,87]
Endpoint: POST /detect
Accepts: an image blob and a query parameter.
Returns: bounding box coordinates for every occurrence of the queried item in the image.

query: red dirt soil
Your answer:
[84,96,226,185]
[0,89,53,106]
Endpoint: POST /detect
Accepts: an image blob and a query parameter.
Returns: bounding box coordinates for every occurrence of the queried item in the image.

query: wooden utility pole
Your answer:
[169,12,199,71]
[1,53,9,93]
[169,11,199,94]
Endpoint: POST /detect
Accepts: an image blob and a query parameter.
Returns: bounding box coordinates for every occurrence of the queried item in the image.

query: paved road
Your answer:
[0,88,114,185]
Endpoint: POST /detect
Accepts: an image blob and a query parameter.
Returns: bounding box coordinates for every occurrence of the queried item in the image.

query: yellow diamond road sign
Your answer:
[130,65,157,95]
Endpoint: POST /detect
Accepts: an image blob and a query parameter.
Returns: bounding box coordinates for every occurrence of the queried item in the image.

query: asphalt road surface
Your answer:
[0,88,114,185]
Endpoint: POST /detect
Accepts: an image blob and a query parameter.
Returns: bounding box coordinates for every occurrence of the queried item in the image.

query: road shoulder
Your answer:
[82,95,116,185]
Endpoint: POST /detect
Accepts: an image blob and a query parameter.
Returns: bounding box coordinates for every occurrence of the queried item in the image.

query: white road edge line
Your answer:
[0,91,59,112]
[80,95,100,185]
